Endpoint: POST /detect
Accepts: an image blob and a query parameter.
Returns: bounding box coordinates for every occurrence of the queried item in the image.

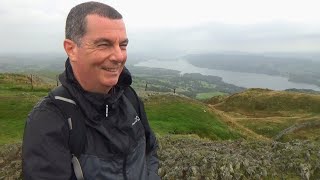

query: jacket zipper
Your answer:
[106,104,109,117]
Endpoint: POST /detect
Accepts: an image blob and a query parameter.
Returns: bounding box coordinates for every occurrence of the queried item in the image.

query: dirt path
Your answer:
[232,115,319,121]
[208,105,271,141]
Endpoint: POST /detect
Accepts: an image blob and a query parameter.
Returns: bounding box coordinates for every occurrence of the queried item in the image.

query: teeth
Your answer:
[102,67,118,72]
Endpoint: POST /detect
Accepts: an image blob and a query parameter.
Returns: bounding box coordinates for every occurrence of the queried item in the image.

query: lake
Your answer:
[135,59,320,91]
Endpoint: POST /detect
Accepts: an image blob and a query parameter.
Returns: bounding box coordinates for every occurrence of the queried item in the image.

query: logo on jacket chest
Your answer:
[132,116,140,126]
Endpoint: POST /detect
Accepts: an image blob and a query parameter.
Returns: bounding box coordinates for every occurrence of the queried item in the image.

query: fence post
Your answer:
[56,75,59,86]
[30,74,33,90]
[145,82,148,91]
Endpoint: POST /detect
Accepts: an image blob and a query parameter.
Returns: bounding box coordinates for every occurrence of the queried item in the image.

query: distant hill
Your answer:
[285,88,320,95]
[185,53,320,87]
[211,88,320,115]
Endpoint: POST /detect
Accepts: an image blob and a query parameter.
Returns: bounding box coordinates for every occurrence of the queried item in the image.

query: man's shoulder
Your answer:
[124,86,139,97]
[32,93,59,111]
[27,95,65,124]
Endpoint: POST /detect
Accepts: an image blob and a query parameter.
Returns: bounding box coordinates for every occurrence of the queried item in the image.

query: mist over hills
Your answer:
[185,53,320,87]
[1,21,320,90]
[128,22,320,56]
[1,50,320,92]
[1,21,319,56]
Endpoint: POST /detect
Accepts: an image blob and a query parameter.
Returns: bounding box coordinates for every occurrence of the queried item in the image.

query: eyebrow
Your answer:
[93,38,129,45]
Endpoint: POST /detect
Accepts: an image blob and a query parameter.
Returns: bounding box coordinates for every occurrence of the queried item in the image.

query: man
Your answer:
[22,1,160,180]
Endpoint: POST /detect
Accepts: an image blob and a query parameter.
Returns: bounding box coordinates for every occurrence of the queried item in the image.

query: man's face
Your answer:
[72,14,128,93]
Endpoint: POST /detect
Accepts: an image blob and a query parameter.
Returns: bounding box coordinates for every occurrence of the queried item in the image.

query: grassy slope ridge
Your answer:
[214,88,320,114]
[208,88,320,141]
[1,74,319,144]
[144,95,241,140]
[0,73,241,144]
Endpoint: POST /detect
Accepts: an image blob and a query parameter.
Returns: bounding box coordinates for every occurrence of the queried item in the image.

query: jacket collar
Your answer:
[58,58,132,125]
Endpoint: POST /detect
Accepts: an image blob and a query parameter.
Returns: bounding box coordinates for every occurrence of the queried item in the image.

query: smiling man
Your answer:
[22,2,160,180]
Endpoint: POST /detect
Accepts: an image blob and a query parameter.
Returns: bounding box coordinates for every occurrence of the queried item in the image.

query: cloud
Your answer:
[0,0,319,54]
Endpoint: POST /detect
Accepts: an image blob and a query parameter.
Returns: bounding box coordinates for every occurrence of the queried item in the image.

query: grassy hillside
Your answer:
[144,95,241,140]
[1,74,319,144]
[0,73,51,144]
[0,73,242,144]
[207,88,320,141]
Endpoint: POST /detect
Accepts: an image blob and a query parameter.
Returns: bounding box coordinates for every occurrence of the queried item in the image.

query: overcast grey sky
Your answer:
[0,0,319,54]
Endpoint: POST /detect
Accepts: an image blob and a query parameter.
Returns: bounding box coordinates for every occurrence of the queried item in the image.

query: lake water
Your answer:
[135,59,320,91]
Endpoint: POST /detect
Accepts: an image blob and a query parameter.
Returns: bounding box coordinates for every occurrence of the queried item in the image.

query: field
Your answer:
[0,73,52,144]
[195,91,226,100]
[1,73,320,144]
[145,95,241,140]
[208,88,320,142]
[0,73,241,144]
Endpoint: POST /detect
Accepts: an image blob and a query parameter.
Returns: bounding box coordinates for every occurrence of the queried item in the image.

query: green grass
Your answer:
[145,95,241,140]
[0,90,240,144]
[2,73,319,144]
[0,90,46,144]
[196,92,226,100]
[0,73,241,144]
[0,73,51,144]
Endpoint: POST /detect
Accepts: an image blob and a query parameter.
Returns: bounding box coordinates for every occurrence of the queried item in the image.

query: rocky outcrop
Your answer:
[1,137,320,180]
[0,144,22,180]
[157,136,320,180]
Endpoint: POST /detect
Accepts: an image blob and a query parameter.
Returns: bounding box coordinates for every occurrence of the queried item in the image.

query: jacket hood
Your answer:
[58,58,132,125]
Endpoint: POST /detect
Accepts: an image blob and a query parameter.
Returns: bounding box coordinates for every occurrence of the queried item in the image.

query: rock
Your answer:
[1,137,320,179]
[300,163,310,180]
[190,166,199,176]
[158,168,166,177]
[262,168,268,177]
[243,159,249,168]
[235,162,241,170]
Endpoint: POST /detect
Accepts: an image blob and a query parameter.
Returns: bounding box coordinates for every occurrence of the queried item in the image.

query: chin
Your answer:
[102,79,119,87]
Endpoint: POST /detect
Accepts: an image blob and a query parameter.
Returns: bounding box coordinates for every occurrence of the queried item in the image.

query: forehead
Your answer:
[84,14,127,38]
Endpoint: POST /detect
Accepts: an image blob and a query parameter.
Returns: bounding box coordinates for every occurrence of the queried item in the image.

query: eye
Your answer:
[97,44,110,47]
[120,43,128,50]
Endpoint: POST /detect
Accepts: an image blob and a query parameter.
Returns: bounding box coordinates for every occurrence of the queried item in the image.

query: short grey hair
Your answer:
[65,1,122,46]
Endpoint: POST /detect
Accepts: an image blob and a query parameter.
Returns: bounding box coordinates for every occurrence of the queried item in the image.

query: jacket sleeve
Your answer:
[139,100,161,180]
[22,99,73,180]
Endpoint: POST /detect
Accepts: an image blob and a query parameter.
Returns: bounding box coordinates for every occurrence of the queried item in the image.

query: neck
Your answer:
[80,78,112,94]
[72,70,112,94]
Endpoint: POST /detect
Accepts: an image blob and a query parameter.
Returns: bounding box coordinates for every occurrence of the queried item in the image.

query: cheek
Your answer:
[121,54,128,64]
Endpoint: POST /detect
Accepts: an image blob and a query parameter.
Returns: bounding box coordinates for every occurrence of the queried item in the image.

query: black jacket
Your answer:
[22,59,160,180]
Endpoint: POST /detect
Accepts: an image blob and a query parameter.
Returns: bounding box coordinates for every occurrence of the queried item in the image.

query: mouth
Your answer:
[101,67,119,72]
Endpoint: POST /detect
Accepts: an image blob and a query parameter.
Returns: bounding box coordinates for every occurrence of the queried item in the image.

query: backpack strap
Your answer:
[123,86,141,118]
[49,86,86,180]
[123,86,152,154]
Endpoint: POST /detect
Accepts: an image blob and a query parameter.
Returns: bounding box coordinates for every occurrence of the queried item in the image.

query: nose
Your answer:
[109,45,125,63]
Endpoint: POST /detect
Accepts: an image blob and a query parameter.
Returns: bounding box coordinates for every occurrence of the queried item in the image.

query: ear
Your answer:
[63,39,78,62]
